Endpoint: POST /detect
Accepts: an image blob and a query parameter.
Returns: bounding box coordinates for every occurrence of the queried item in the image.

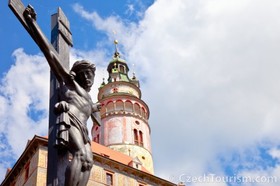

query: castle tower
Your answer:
[92,40,154,174]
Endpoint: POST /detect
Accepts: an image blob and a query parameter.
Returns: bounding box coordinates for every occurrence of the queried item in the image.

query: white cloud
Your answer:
[73,0,280,183]
[132,0,280,179]
[0,48,50,182]
[0,48,49,154]
[72,3,139,56]
[125,1,150,19]
[126,4,135,16]
[239,163,280,186]
[269,148,280,159]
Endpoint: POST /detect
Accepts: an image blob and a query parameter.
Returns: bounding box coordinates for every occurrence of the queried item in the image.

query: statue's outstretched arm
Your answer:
[23,5,70,83]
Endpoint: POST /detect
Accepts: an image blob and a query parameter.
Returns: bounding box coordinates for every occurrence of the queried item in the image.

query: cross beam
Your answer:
[8,0,62,65]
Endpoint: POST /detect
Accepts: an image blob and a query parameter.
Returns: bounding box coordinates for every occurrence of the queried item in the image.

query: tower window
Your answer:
[100,104,106,116]
[97,134,100,143]
[107,101,114,113]
[94,134,100,143]
[134,129,138,144]
[134,103,141,115]
[95,126,99,131]
[141,107,145,118]
[115,100,124,112]
[139,131,143,146]
[120,65,125,73]
[125,101,133,112]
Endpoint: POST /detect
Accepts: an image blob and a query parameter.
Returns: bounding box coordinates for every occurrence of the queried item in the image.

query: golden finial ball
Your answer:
[114,40,118,45]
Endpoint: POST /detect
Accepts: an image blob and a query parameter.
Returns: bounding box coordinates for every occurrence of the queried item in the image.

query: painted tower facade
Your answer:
[92,42,154,174]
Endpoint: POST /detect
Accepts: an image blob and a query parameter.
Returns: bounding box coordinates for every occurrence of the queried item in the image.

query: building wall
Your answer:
[9,145,47,186]
[36,146,48,186]
[13,148,36,185]
[88,161,155,186]
[102,115,151,152]
[10,145,161,186]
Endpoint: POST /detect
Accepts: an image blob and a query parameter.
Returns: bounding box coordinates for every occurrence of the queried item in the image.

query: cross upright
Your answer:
[48,7,73,186]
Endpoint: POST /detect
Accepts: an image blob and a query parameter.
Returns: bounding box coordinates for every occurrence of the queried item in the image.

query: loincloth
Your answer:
[55,111,91,148]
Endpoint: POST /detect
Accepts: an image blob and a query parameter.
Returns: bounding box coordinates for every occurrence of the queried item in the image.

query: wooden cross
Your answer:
[9,0,73,185]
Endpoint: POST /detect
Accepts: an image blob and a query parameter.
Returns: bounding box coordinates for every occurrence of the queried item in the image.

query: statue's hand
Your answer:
[93,102,102,112]
[96,103,102,111]
[54,101,69,114]
[23,4,37,21]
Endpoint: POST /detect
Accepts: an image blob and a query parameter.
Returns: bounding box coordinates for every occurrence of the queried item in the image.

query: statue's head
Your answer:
[70,60,96,92]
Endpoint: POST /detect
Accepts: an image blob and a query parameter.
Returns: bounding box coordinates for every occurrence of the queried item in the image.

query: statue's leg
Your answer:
[79,143,93,185]
[65,126,86,186]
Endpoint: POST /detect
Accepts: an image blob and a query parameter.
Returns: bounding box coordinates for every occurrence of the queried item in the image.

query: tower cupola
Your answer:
[107,40,132,83]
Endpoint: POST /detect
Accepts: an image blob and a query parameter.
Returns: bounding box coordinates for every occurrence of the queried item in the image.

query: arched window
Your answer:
[100,104,106,116]
[134,129,138,144]
[139,131,143,146]
[94,134,100,143]
[125,101,133,113]
[107,101,114,113]
[94,126,99,131]
[120,65,125,73]
[141,107,145,118]
[134,103,141,115]
[115,100,124,112]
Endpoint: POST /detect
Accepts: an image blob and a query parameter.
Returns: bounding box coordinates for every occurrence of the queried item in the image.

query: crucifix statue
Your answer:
[8,1,101,186]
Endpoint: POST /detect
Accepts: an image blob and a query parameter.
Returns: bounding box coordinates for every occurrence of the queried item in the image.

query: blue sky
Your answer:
[1,0,280,185]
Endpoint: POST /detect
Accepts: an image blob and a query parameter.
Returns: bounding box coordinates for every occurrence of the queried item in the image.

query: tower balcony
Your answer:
[99,96,150,124]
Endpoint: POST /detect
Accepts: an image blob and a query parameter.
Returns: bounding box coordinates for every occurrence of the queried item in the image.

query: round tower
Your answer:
[92,41,154,173]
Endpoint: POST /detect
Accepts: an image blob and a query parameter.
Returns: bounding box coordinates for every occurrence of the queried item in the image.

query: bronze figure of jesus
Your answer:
[23,5,100,186]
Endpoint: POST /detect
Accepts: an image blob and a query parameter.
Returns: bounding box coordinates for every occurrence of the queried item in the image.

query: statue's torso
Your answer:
[60,81,93,124]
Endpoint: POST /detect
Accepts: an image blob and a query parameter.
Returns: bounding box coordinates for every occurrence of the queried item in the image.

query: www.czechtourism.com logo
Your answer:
[169,173,278,184]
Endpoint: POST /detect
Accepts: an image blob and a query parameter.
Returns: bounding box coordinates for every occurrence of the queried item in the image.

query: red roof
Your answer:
[91,141,150,174]
[92,141,132,165]
[40,136,151,173]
